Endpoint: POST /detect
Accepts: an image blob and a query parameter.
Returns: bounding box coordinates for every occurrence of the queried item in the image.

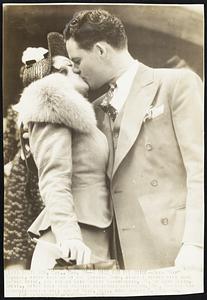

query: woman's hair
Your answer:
[63,9,128,50]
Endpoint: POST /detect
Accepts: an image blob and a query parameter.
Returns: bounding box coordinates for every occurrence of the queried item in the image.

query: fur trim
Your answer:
[14,73,97,133]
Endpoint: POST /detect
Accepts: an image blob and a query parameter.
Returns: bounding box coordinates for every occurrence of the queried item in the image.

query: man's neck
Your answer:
[109,50,135,81]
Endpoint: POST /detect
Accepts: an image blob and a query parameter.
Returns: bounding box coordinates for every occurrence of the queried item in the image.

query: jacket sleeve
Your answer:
[170,70,204,247]
[29,122,82,243]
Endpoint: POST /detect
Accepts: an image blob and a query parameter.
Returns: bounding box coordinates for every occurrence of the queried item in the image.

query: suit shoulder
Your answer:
[153,67,202,85]
[154,67,200,78]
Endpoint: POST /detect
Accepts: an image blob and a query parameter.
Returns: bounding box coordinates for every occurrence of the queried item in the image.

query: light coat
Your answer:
[94,62,204,269]
[16,73,112,244]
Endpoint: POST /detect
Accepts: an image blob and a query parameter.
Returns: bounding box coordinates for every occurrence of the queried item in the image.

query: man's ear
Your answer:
[95,42,107,57]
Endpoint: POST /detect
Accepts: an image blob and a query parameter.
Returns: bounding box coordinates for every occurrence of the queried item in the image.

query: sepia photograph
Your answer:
[3,2,204,297]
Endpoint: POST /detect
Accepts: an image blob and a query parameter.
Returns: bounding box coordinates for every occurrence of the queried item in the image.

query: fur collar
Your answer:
[14,73,97,133]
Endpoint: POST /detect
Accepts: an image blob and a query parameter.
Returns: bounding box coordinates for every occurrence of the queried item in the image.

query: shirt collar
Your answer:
[109,60,139,112]
[116,59,139,89]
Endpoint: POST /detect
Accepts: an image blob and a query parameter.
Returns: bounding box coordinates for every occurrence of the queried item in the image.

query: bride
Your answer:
[16,32,112,270]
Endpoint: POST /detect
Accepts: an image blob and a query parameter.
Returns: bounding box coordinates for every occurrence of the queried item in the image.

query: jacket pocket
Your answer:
[175,202,186,210]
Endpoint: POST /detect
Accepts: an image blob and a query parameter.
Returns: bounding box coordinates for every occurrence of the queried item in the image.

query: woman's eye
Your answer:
[59,67,68,75]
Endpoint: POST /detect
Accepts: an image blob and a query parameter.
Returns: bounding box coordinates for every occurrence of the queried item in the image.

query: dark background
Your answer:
[3,4,203,116]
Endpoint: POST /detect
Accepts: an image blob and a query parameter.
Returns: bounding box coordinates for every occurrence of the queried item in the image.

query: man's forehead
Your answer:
[66,39,82,58]
[67,38,80,50]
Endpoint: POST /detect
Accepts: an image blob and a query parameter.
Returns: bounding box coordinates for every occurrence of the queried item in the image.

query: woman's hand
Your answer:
[58,239,91,265]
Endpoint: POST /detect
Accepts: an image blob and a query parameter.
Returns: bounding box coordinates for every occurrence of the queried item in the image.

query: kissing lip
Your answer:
[81,76,89,85]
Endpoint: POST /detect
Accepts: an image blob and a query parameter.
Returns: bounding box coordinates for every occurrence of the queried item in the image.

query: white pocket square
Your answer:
[144,104,164,122]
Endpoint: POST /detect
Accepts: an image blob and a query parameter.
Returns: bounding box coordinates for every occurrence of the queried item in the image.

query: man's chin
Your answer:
[88,83,104,92]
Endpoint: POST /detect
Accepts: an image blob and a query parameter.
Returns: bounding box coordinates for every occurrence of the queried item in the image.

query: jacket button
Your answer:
[161,217,168,225]
[114,132,119,139]
[145,143,153,151]
[151,179,158,187]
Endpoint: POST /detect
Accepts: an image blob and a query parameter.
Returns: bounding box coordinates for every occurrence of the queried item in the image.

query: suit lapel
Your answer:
[112,63,159,177]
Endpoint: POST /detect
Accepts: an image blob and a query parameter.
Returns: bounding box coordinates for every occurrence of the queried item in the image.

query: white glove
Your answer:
[58,239,91,265]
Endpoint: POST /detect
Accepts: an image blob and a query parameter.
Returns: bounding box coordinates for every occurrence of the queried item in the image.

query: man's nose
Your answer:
[72,65,80,74]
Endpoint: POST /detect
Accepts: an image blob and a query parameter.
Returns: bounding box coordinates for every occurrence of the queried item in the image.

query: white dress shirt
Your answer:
[110,60,139,113]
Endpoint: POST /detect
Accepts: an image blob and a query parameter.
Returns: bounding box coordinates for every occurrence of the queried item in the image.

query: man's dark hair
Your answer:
[63,9,128,50]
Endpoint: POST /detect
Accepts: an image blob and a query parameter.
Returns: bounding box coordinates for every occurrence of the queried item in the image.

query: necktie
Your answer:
[99,83,118,121]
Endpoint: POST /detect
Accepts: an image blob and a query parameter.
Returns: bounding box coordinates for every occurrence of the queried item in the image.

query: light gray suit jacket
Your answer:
[94,62,204,269]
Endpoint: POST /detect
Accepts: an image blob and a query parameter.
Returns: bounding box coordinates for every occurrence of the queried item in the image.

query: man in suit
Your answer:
[64,9,204,270]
